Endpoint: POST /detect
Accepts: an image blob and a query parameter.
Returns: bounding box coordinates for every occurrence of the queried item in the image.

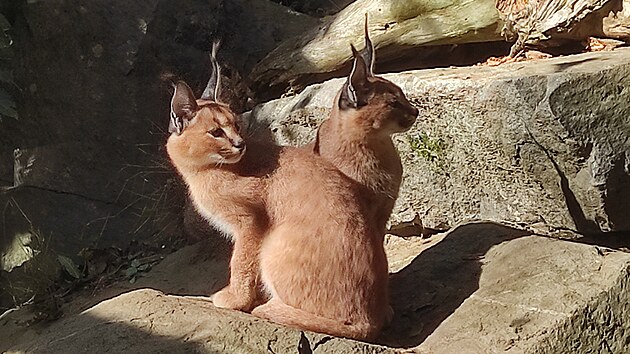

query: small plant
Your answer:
[407,132,446,164]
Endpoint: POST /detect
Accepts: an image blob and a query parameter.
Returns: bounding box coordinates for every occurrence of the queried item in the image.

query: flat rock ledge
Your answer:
[246,48,630,235]
[6,223,630,353]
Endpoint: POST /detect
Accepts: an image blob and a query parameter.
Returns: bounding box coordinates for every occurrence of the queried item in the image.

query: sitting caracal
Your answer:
[313,18,419,231]
[166,45,389,341]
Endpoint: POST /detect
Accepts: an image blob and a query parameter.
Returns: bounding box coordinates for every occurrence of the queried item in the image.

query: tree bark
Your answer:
[250,0,630,94]
[250,0,504,91]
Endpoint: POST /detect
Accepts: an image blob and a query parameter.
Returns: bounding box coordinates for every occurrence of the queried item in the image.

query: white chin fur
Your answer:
[224,155,242,164]
[209,152,243,165]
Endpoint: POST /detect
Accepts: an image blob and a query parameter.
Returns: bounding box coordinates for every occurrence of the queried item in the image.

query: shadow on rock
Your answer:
[4,290,260,353]
[5,288,380,353]
[381,222,531,348]
[571,230,630,250]
[60,238,231,323]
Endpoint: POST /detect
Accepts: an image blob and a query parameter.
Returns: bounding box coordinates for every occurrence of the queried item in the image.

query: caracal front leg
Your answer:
[211,230,260,311]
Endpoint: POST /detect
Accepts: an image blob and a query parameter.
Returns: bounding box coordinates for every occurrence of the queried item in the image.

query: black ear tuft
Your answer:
[201,40,222,101]
[313,127,321,154]
[338,44,370,110]
[361,13,375,76]
[169,81,198,134]
[338,81,356,110]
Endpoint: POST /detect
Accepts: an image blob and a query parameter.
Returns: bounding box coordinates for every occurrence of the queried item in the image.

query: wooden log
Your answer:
[250,0,505,91]
[497,0,623,55]
[250,0,629,94]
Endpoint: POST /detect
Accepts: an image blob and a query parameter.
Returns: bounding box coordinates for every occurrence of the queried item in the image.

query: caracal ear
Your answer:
[361,13,375,77]
[339,44,370,110]
[169,81,198,135]
[313,126,322,154]
[201,40,221,102]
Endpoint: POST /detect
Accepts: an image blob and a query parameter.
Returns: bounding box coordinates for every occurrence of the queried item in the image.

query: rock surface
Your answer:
[5,289,392,354]
[247,47,630,234]
[0,0,173,265]
[4,222,630,353]
[0,0,318,281]
[412,226,630,353]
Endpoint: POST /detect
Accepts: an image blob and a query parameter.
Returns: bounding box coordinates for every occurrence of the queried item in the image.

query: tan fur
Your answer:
[166,89,389,341]
[313,76,419,231]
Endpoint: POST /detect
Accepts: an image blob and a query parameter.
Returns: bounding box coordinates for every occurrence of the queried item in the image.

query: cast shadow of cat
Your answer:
[380,221,531,348]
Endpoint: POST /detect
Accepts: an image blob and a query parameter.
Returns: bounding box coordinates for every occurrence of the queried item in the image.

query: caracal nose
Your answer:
[233,139,245,151]
[410,105,419,117]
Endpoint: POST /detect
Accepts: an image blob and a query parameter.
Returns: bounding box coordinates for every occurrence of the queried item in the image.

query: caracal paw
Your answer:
[210,287,252,311]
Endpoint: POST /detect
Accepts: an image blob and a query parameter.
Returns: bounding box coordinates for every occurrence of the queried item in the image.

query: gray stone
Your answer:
[5,289,393,354]
[246,48,630,234]
[398,224,630,353]
[0,0,172,261]
[0,0,319,270]
[5,222,629,353]
[532,264,630,354]
[3,243,393,354]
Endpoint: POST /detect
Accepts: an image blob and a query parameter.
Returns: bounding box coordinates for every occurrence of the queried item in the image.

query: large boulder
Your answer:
[389,223,630,353]
[0,0,317,260]
[247,47,630,235]
[0,0,317,309]
[4,223,630,353]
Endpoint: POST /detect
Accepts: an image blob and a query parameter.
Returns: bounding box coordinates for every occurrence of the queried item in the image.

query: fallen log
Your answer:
[250,0,629,94]
[498,0,629,55]
[250,0,504,91]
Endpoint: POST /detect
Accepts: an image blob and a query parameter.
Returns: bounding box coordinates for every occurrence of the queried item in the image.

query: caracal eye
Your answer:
[209,128,225,138]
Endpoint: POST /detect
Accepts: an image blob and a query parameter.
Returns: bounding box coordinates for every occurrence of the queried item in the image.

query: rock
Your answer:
[246,47,630,234]
[387,222,630,353]
[3,242,393,353]
[5,289,392,353]
[0,0,174,260]
[0,0,319,274]
[136,0,317,111]
[4,222,630,353]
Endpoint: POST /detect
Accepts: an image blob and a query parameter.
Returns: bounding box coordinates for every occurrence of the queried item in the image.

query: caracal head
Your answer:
[335,17,419,136]
[167,81,245,166]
